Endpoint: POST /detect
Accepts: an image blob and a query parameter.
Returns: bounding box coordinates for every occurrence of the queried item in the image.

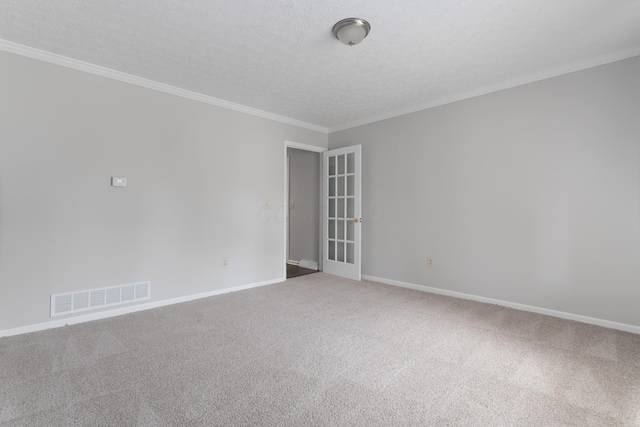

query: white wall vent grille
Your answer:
[73,292,89,311]
[121,285,135,302]
[51,282,151,317]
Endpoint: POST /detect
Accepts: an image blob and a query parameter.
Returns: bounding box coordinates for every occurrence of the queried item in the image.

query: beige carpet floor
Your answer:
[1,273,639,426]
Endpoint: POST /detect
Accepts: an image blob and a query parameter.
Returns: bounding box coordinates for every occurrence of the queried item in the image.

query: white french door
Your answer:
[322,145,361,281]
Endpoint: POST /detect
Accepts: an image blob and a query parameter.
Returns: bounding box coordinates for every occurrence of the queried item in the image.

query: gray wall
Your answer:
[329,56,640,327]
[287,148,320,264]
[0,51,327,331]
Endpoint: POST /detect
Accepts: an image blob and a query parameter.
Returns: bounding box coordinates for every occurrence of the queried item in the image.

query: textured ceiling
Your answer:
[1,0,640,132]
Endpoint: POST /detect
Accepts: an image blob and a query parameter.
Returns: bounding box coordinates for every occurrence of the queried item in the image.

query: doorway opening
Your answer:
[284,141,326,279]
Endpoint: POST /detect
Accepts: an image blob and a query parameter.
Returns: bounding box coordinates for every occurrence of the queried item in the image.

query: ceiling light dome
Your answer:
[332,18,371,46]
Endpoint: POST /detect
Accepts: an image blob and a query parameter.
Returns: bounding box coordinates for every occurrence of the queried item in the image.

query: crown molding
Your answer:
[2,38,638,136]
[329,46,640,133]
[0,39,329,134]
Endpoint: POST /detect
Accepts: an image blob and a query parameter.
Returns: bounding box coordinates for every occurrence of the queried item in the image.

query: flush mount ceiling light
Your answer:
[332,18,371,46]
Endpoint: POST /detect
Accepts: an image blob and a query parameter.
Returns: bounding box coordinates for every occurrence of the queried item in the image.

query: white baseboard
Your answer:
[362,275,640,335]
[287,260,300,266]
[0,277,285,338]
[6,274,637,338]
[299,260,319,271]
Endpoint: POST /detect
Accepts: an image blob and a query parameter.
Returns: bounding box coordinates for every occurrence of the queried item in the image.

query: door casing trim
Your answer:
[283,141,327,279]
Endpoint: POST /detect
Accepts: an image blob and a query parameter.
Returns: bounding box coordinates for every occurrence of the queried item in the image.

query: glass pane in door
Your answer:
[347,175,354,196]
[337,176,345,197]
[347,220,354,241]
[337,198,345,218]
[329,177,336,197]
[337,220,345,240]
[347,198,354,219]
[347,153,355,174]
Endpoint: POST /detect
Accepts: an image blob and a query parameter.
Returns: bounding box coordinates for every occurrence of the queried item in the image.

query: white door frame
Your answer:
[283,140,327,279]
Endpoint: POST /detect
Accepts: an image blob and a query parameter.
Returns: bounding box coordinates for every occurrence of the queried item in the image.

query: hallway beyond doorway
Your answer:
[286,264,318,279]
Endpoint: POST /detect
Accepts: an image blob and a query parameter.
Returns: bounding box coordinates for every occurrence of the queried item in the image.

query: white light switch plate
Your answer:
[111,177,127,187]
